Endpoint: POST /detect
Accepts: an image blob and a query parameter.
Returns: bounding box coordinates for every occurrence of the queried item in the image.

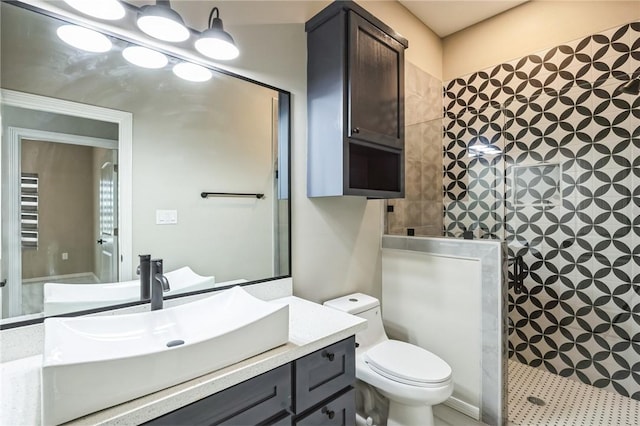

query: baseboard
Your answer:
[22,272,97,284]
[445,396,480,420]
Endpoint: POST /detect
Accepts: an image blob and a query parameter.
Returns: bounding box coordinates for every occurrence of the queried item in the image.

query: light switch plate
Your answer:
[156,209,178,225]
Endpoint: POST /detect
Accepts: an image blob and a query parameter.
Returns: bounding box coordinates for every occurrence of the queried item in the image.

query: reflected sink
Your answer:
[43,266,216,315]
[41,286,289,425]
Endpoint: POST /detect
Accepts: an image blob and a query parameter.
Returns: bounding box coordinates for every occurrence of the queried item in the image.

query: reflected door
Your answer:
[98,160,118,283]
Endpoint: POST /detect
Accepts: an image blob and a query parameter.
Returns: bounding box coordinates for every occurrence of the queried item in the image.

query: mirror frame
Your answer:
[0,0,292,329]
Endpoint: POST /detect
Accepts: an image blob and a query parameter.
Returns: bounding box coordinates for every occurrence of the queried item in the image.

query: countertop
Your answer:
[0,296,366,425]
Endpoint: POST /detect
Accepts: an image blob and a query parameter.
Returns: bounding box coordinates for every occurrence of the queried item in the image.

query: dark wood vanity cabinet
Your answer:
[145,337,356,426]
[306,1,408,198]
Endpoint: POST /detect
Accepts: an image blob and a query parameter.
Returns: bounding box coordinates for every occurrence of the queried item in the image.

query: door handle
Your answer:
[0,279,6,288]
[97,238,105,245]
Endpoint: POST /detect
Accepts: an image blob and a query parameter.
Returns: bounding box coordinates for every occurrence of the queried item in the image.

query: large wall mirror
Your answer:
[0,1,291,325]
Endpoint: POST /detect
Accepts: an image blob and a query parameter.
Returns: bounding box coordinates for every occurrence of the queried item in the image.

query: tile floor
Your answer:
[508,360,640,426]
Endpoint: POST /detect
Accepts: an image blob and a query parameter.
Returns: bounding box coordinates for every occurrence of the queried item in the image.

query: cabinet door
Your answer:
[294,388,355,426]
[348,11,404,149]
[294,337,355,414]
[145,364,291,426]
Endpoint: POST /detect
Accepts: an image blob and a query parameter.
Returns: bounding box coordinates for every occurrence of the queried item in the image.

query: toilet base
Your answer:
[387,401,435,426]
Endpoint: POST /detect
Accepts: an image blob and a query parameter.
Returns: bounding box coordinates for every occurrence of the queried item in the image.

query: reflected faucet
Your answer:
[151,259,171,311]
[138,254,151,301]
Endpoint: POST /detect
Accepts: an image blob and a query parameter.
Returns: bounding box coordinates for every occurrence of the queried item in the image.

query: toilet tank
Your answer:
[324,293,388,350]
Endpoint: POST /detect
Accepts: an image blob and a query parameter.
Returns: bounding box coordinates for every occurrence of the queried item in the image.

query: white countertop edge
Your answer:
[56,296,366,425]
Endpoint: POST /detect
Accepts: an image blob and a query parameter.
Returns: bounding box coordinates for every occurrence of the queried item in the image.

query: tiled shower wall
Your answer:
[386,62,443,236]
[443,22,640,399]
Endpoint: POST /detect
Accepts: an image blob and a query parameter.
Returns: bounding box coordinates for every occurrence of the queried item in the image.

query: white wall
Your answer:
[382,249,482,418]
[443,0,640,80]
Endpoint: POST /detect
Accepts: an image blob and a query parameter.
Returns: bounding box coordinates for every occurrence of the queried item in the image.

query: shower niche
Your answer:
[512,163,561,207]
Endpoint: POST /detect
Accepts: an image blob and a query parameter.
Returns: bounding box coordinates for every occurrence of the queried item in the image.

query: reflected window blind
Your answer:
[21,172,39,249]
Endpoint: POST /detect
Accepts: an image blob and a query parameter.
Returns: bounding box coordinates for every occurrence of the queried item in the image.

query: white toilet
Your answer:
[324,293,453,426]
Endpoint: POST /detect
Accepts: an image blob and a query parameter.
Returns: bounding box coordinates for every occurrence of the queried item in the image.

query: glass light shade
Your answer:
[63,0,125,20]
[195,29,239,60]
[56,25,112,53]
[122,46,168,69]
[172,62,212,82]
[137,5,190,42]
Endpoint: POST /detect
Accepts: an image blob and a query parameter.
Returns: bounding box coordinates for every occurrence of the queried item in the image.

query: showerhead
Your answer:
[616,77,640,95]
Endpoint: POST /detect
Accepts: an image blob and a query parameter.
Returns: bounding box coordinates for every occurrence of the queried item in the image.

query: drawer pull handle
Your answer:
[322,407,335,419]
[352,127,360,134]
[322,351,335,361]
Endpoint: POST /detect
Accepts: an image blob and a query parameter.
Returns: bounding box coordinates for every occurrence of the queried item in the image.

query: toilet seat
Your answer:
[363,340,452,388]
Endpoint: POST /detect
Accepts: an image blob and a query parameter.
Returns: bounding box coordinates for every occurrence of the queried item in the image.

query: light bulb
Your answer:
[173,62,212,82]
[57,25,112,53]
[122,46,168,69]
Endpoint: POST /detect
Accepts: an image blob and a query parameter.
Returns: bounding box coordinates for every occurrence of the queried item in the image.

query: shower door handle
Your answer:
[513,256,524,294]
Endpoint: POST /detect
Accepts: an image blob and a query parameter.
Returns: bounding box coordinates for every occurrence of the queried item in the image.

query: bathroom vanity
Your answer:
[0,288,365,425]
[147,337,356,425]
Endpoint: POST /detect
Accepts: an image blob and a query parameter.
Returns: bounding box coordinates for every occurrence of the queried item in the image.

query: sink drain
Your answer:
[527,396,545,406]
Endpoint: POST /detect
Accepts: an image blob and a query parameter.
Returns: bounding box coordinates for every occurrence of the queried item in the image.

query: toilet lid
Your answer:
[364,340,452,386]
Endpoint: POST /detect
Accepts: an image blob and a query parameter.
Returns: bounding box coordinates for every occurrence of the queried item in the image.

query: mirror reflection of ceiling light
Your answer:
[56,25,112,53]
[468,144,502,157]
[172,62,212,82]
[63,0,125,21]
[195,7,239,60]
[122,46,168,69]
[136,1,190,42]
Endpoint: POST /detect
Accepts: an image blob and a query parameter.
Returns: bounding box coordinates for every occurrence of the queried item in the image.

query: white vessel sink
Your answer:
[41,286,289,425]
[43,266,215,315]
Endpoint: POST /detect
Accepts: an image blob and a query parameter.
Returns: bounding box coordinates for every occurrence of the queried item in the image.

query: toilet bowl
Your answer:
[324,293,453,426]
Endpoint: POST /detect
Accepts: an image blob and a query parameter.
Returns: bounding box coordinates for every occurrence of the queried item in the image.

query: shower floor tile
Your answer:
[508,360,640,426]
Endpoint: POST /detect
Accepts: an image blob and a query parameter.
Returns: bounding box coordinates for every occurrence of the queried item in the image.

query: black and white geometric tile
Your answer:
[443,21,640,400]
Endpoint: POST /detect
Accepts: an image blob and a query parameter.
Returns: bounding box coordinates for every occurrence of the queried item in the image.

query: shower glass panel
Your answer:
[504,77,639,398]
[442,101,506,240]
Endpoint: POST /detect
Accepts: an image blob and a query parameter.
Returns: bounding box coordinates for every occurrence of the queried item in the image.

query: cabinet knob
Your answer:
[322,351,335,361]
[322,407,335,419]
[352,127,360,134]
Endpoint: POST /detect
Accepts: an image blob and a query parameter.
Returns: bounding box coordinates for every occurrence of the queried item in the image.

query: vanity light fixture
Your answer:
[56,25,112,53]
[122,46,168,69]
[173,62,212,82]
[617,77,640,95]
[136,0,190,43]
[63,0,125,21]
[195,7,239,60]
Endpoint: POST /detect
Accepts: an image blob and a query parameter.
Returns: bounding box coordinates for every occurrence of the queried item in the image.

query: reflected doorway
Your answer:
[98,158,118,283]
[17,136,118,316]
[0,90,133,322]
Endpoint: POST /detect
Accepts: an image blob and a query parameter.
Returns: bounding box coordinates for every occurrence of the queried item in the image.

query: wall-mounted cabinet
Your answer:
[306,0,408,198]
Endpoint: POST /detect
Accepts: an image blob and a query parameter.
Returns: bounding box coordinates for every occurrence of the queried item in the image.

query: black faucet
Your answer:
[150,259,171,311]
[138,254,151,301]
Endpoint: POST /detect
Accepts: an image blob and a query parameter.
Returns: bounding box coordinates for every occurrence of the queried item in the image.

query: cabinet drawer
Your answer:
[295,388,355,426]
[294,337,355,414]
[146,364,291,426]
